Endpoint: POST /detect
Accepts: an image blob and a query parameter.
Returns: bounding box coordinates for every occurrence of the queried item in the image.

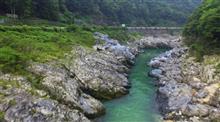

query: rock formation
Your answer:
[149,47,220,122]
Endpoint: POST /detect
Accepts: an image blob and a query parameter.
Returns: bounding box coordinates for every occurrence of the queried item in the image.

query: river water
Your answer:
[98,48,168,122]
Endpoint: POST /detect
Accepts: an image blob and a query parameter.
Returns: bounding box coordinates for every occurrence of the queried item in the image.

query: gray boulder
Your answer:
[149,69,163,78]
[183,104,210,117]
[158,83,192,112]
[70,51,130,100]
[28,63,105,118]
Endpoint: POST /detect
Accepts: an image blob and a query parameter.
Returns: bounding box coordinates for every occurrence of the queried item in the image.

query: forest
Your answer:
[0,0,202,26]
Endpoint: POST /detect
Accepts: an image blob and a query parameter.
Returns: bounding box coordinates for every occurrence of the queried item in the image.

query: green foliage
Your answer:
[0,0,201,26]
[189,43,205,61]
[9,99,17,106]
[66,24,80,32]
[0,80,20,89]
[0,25,95,73]
[65,0,201,26]
[0,46,26,73]
[183,0,220,59]
[215,63,220,73]
[0,111,5,121]
[0,24,139,74]
[33,0,61,21]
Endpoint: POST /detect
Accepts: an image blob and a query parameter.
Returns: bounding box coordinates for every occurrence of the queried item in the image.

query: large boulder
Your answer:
[69,51,130,100]
[28,63,105,118]
[158,83,192,113]
[210,88,220,107]
[183,104,210,117]
[149,69,163,78]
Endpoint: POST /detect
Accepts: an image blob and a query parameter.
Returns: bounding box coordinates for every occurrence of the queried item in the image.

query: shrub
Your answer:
[82,26,94,32]
[0,111,5,122]
[0,47,27,73]
[183,0,220,58]
[66,24,80,32]
[190,43,205,61]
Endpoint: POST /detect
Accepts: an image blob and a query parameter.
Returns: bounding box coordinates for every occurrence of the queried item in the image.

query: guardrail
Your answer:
[127,27,182,35]
[127,27,182,30]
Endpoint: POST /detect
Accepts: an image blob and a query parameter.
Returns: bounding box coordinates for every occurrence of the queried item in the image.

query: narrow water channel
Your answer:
[98,48,168,122]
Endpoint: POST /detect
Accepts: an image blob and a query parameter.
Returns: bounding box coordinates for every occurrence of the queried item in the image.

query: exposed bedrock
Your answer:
[149,47,220,122]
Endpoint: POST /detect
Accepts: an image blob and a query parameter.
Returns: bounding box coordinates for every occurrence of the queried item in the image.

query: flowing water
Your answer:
[98,48,168,122]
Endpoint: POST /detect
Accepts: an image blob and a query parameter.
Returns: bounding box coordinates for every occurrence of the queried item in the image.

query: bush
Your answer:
[0,47,27,73]
[0,111,5,122]
[82,26,94,32]
[190,43,205,61]
[183,0,220,58]
[66,24,80,32]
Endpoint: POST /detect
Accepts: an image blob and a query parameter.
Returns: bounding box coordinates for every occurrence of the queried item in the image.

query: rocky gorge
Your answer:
[0,31,219,122]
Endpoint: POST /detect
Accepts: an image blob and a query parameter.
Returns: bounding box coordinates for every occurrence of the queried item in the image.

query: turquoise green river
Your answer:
[97,48,168,122]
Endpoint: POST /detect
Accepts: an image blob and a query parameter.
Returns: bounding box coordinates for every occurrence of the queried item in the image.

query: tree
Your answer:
[0,0,202,25]
[32,0,60,21]
[16,0,32,18]
[183,0,220,55]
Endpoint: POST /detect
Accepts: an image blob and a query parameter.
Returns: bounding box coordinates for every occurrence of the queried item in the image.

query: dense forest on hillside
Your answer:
[183,0,220,60]
[0,0,201,26]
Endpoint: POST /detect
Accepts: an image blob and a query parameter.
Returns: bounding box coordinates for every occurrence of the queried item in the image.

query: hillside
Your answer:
[183,0,220,60]
[0,0,202,26]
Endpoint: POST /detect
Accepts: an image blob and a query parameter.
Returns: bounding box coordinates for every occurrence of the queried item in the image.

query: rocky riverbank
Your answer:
[0,33,179,121]
[149,46,220,121]
[0,32,196,122]
[0,32,137,121]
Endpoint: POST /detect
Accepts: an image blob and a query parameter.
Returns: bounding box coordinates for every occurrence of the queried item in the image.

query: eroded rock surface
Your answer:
[0,77,90,122]
[28,63,105,118]
[149,47,220,122]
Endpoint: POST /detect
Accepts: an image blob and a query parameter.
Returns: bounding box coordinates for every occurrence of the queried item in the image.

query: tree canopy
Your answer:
[183,0,220,57]
[0,0,202,26]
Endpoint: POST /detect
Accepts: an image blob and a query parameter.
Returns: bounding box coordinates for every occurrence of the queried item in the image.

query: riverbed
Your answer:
[98,48,168,122]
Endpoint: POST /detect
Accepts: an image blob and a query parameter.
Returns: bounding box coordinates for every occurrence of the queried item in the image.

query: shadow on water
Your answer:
[96,48,168,122]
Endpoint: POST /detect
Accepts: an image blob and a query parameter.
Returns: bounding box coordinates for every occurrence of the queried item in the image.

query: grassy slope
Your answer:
[0,25,140,74]
[0,25,94,73]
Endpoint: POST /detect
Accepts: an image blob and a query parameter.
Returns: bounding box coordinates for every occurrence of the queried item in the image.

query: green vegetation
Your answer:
[183,0,220,61]
[0,25,95,73]
[9,99,17,106]
[0,111,5,121]
[0,0,201,26]
[0,25,139,74]
[0,80,20,89]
